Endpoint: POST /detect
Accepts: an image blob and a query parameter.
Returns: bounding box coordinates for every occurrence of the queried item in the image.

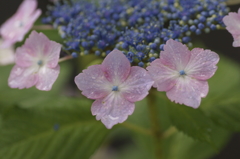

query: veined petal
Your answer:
[160,39,191,70]
[166,76,209,108]
[147,59,178,91]
[185,48,219,80]
[15,46,35,67]
[36,65,60,91]
[91,92,135,129]
[120,66,153,102]
[8,65,38,89]
[22,31,61,68]
[75,65,112,99]
[101,49,130,84]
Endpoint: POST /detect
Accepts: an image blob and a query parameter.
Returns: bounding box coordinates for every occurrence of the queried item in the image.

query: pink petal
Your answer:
[0,42,15,65]
[0,0,41,47]
[36,65,60,91]
[223,11,240,35]
[185,48,219,80]
[19,31,61,68]
[166,76,209,108]
[17,0,38,16]
[160,39,191,70]
[75,65,111,99]
[101,49,130,83]
[15,46,35,67]
[223,11,240,47]
[147,59,179,91]
[232,36,240,47]
[120,66,154,102]
[8,65,38,89]
[91,92,135,129]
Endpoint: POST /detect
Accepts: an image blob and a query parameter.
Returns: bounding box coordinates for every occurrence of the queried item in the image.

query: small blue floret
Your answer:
[71,52,78,58]
[138,62,144,67]
[160,44,165,51]
[179,70,186,75]
[112,86,118,91]
[37,60,43,66]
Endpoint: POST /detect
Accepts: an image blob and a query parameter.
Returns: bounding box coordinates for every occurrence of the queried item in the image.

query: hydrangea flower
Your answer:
[147,39,219,108]
[223,9,240,47]
[0,0,41,48]
[8,31,61,91]
[75,50,154,129]
[0,39,15,65]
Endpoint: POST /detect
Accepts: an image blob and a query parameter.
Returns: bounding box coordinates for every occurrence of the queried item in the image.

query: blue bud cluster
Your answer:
[43,0,229,66]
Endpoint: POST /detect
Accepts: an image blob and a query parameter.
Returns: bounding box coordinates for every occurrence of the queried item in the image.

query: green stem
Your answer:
[120,122,152,136]
[147,89,162,159]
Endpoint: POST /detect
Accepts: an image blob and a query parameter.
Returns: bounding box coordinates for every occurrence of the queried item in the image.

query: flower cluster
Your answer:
[43,0,228,66]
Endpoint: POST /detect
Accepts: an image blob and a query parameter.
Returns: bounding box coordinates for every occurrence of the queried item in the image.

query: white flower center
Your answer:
[15,21,24,28]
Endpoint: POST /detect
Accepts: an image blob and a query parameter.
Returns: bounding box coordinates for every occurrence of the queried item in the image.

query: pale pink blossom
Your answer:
[147,39,219,108]
[0,39,15,65]
[75,50,154,129]
[0,0,41,48]
[8,31,61,91]
[223,9,240,47]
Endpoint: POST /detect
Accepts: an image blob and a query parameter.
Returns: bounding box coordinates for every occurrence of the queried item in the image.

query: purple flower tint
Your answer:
[147,39,219,108]
[8,31,61,91]
[223,9,240,47]
[75,50,154,129]
[0,0,41,48]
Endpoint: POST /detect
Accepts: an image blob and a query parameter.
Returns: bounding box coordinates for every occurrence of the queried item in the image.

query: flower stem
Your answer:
[147,89,162,159]
[226,0,240,5]
[58,55,73,63]
[120,122,152,136]
[32,25,54,30]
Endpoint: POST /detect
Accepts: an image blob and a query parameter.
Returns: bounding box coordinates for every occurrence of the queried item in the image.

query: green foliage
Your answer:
[0,63,110,159]
[0,97,110,159]
[167,102,215,143]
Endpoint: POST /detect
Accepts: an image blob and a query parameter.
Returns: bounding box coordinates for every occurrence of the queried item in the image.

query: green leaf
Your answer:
[0,97,110,159]
[205,97,240,131]
[202,56,240,106]
[167,102,215,143]
[200,56,240,131]
[163,127,230,159]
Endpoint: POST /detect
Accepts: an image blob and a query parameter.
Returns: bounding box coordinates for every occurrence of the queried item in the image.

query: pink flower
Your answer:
[8,31,61,91]
[223,9,240,47]
[75,50,154,129]
[0,39,15,65]
[147,39,219,108]
[0,0,41,48]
